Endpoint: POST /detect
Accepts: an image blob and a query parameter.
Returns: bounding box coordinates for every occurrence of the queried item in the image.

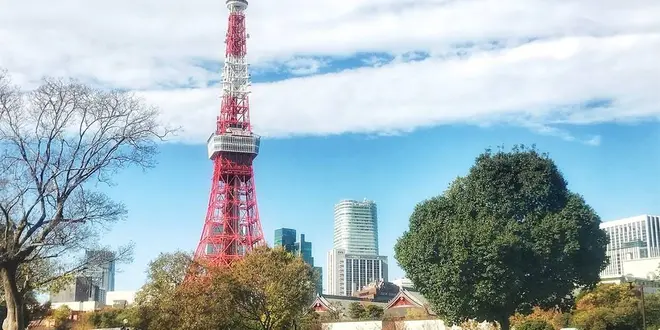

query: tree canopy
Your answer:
[135,247,317,330]
[347,302,384,320]
[572,283,660,330]
[229,246,318,329]
[394,146,609,330]
[509,306,570,330]
[132,251,194,330]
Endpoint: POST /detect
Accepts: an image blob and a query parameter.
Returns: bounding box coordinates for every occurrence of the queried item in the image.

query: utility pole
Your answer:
[640,283,646,330]
[626,277,646,330]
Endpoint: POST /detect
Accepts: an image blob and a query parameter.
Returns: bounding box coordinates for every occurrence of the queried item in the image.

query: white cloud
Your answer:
[1,0,659,142]
[144,34,660,142]
[284,58,327,76]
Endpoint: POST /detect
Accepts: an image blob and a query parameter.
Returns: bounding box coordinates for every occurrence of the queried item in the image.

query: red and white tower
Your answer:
[194,0,265,266]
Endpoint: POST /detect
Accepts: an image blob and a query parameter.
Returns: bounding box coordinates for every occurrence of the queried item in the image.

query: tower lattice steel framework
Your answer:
[194,0,265,266]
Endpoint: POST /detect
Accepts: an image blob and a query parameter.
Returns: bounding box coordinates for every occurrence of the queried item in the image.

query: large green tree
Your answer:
[133,251,194,330]
[394,146,609,330]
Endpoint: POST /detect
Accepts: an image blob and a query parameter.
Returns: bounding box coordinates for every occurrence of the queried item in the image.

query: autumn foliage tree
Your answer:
[395,146,609,330]
[510,307,570,330]
[51,305,71,330]
[230,246,318,329]
[135,247,317,330]
[0,70,172,330]
[572,283,660,330]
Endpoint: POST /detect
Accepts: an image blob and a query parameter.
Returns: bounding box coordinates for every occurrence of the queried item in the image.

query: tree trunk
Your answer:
[498,317,510,330]
[1,263,24,330]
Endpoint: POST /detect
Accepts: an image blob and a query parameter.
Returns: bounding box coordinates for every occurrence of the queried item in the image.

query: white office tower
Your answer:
[334,199,378,255]
[327,199,388,296]
[326,248,388,296]
[600,215,660,279]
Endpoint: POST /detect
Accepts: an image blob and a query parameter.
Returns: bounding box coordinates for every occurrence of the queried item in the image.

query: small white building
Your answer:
[106,290,137,307]
[392,277,414,289]
[51,301,103,312]
[600,275,660,294]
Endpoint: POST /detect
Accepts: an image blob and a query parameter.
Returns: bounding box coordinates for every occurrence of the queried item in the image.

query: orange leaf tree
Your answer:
[135,247,317,330]
[572,283,641,330]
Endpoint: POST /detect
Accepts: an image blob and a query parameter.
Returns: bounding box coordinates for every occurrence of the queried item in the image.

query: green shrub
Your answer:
[516,319,554,330]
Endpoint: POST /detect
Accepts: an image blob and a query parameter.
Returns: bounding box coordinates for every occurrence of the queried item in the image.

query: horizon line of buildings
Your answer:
[278,200,660,297]
[49,250,137,312]
[274,198,390,298]
[50,208,660,311]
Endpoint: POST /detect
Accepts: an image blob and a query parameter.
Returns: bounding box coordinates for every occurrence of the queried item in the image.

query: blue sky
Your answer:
[2,0,660,293]
[101,121,660,291]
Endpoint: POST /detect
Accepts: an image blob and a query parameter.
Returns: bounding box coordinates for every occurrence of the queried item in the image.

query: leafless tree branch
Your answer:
[0,69,176,330]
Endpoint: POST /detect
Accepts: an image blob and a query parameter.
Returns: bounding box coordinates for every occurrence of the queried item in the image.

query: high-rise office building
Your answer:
[600,214,660,277]
[50,277,103,304]
[333,199,378,255]
[273,228,322,293]
[313,266,323,294]
[296,234,314,266]
[326,249,388,296]
[84,250,116,293]
[51,250,115,308]
[327,199,388,296]
[274,228,297,253]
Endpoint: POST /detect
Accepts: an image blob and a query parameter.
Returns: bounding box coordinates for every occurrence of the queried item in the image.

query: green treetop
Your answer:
[394,145,609,330]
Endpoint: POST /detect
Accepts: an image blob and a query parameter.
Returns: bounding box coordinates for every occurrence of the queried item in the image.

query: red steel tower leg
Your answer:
[194,0,265,267]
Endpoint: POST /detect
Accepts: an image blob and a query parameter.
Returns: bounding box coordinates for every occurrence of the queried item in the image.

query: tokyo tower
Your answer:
[194,0,265,266]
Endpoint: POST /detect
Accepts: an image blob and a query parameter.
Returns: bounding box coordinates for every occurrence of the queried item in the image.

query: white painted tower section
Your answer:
[206,0,259,160]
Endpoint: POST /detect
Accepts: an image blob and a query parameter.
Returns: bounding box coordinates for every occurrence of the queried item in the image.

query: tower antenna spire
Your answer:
[194,0,265,266]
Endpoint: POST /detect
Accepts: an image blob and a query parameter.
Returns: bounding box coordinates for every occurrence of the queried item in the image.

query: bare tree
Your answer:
[0,70,174,330]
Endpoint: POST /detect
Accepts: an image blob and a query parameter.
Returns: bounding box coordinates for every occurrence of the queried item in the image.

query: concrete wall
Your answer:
[106,290,137,305]
[51,301,101,312]
[398,320,449,329]
[323,321,382,330]
[322,320,450,330]
[622,257,660,279]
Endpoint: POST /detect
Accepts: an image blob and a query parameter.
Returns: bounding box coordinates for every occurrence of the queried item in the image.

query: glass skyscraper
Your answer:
[327,199,388,296]
[274,228,297,253]
[333,199,378,255]
[274,228,322,293]
[295,233,314,266]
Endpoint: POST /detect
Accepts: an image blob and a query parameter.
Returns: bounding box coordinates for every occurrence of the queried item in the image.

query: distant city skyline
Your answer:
[92,124,660,291]
[274,228,297,253]
[2,0,659,293]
